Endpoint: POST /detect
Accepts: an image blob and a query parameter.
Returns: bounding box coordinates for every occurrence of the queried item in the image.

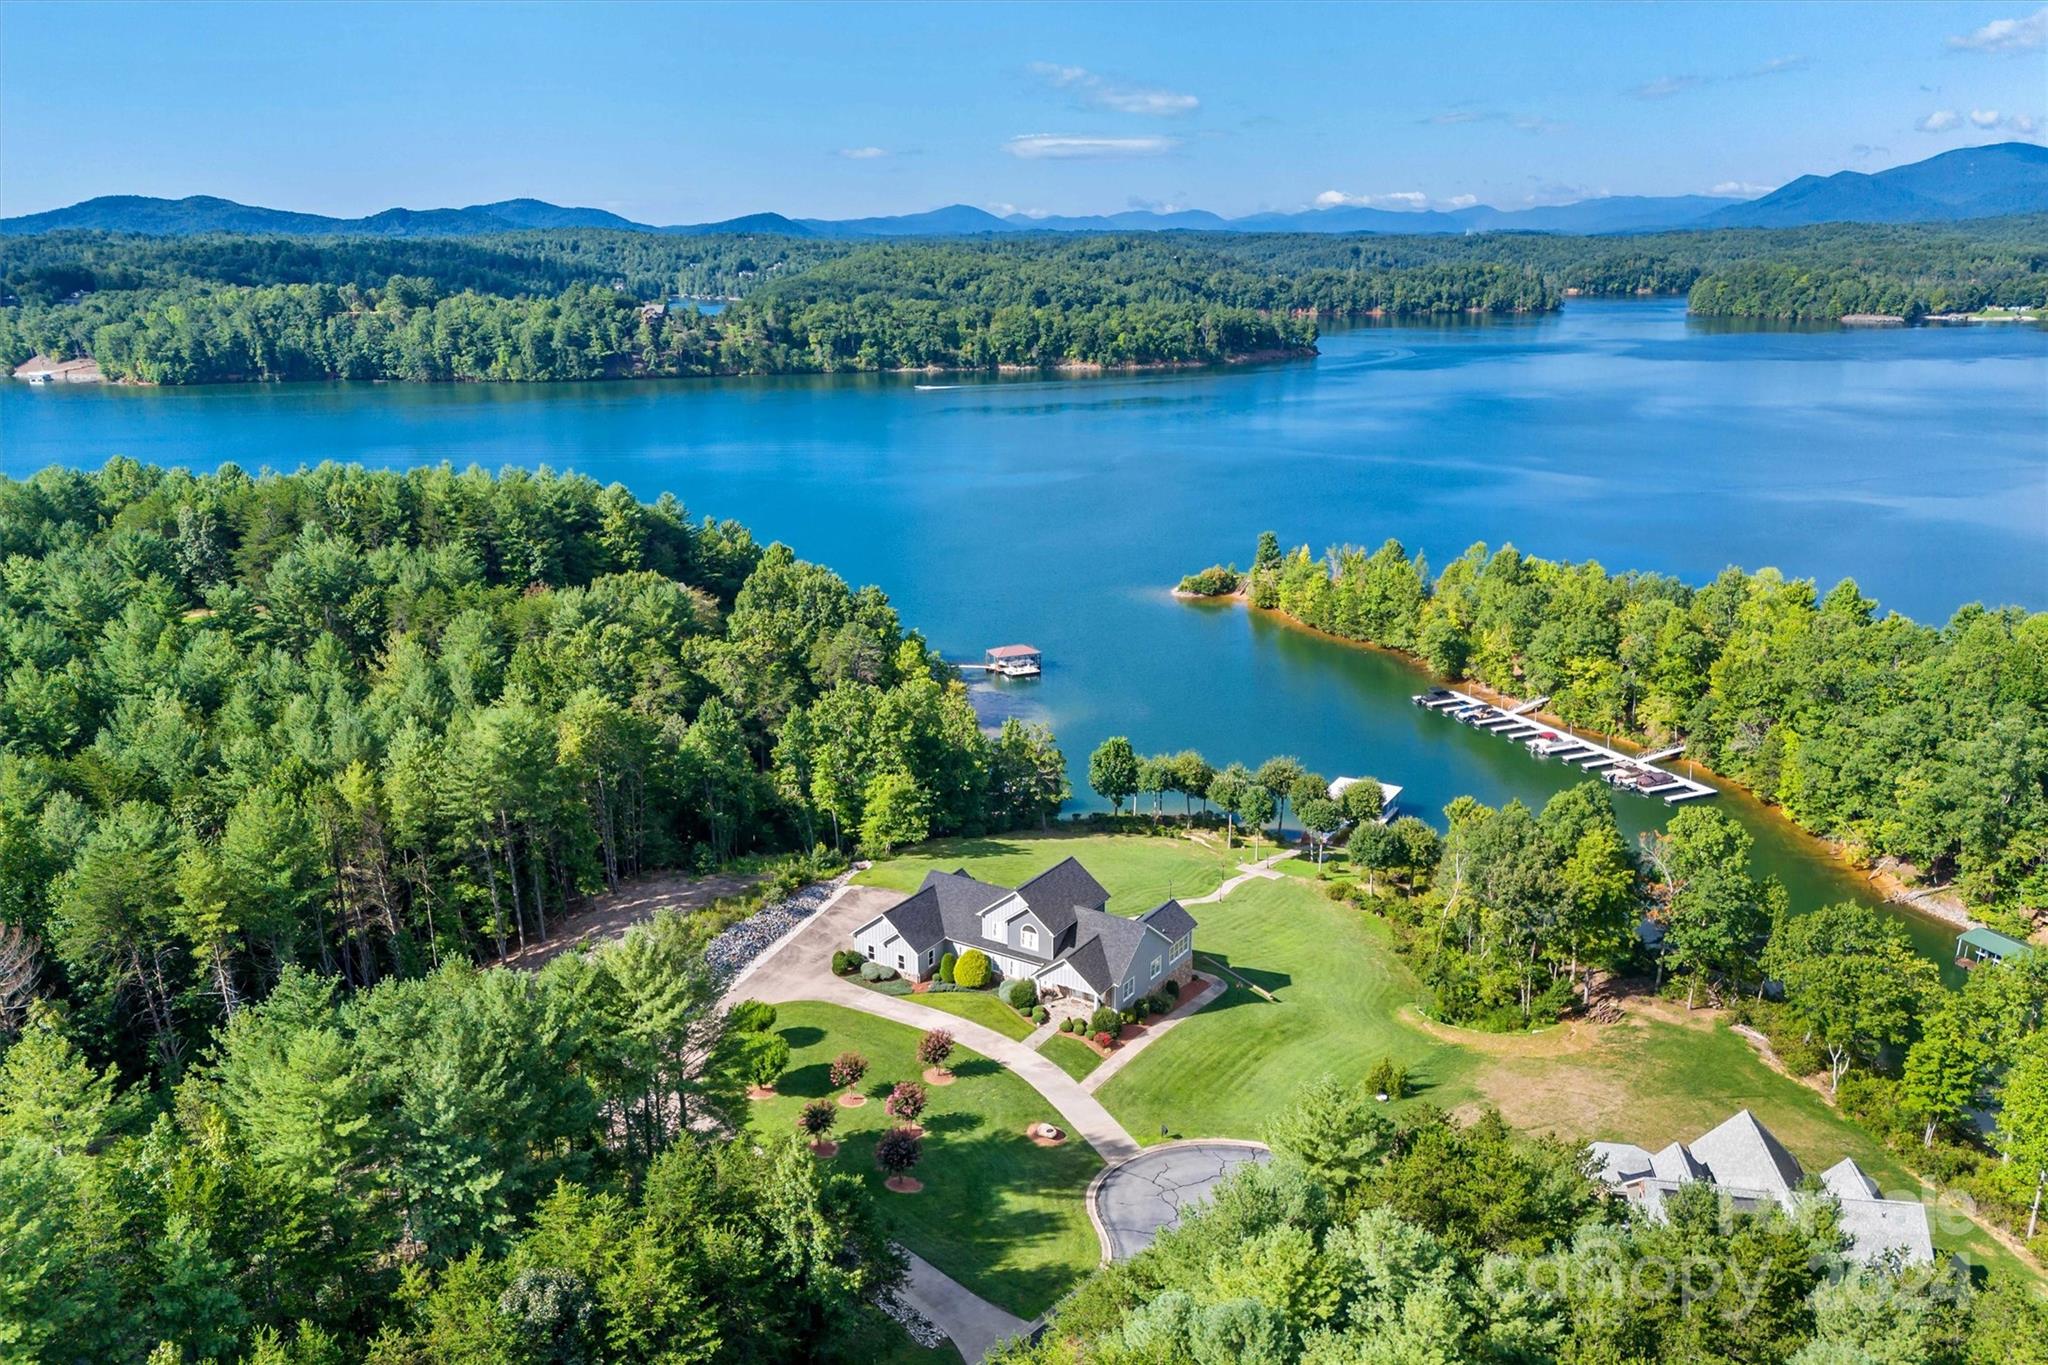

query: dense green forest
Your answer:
[0,461,1068,1073]
[3,217,2037,383]
[1182,533,2048,931]
[995,1079,2048,1365]
[0,461,1074,1361]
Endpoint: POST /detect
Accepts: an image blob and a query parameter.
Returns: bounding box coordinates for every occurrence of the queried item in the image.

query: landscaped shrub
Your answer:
[938,952,958,983]
[798,1099,837,1139]
[1087,1005,1121,1036]
[1032,1006,1049,1024]
[1092,1031,1114,1049]
[874,1127,923,1177]
[859,961,897,982]
[953,949,992,989]
[829,1052,868,1090]
[886,1081,928,1124]
[1162,979,1180,999]
[744,1034,791,1090]
[727,999,777,1033]
[832,949,862,975]
[1006,978,1038,1011]
[1366,1056,1408,1100]
[917,1029,955,1070]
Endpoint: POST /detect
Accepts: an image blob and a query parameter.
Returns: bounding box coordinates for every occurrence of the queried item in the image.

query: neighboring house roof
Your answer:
[1820,1158,1881,1201]
[1649,1141,1709,1184]
[1834,1196,1937,1265]
[1590,1110,1933,1266]
[1687,1109,1806,1199]
[1589,1142,1654,1183]
[1140,899,1198,942]
[1013,856,1109,937]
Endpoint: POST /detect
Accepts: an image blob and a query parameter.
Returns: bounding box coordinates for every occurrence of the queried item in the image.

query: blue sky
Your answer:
[2,1,2042,221]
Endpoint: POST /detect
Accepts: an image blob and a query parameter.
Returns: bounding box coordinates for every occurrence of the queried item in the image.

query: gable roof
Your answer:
[866,885,948,954]
[1649,1141,1709,1184]
[1686,1110,1806,1199]
[1013,856,1109,935]
[1140,899,1198,941]
[1819,1158,1880,1201]
[1832,1196,1935,1265]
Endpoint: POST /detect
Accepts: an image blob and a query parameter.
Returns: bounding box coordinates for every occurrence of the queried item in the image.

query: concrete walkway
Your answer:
[1183,849,1296,905]
[732,883,1142,1162]
[1080,971,1225,1094]
[897,1247,1031,1364]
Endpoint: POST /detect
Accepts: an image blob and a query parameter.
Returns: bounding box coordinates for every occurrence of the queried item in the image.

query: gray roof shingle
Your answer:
[1013,856,1109,935]
[1139,899,1197,941]
[1687,1110,1806,1199]
[873,885,948,954]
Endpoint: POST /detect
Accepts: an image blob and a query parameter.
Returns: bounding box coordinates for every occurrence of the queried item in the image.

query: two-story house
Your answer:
[852,856,1197,1009]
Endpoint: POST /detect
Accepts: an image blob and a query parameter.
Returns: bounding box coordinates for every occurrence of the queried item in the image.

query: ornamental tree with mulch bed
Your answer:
[917,1028,955,1085]
[875,1126,924,1193]
[798,1099,839,1157]
[884,1080,928,1134]
[830,1051,868,1105]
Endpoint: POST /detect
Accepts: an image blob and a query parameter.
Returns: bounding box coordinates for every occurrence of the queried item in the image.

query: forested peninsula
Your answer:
[1179,535,2048,934]
[3,216,2039,384]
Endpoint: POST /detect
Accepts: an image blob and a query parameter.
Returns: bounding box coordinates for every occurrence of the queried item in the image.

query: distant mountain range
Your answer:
[5,143,2043,240]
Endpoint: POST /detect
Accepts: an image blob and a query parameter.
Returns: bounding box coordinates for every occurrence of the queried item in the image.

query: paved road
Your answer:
[732,884,1142,1162]
[897,1247,1030,1364]
[1089,1141,1271,1261]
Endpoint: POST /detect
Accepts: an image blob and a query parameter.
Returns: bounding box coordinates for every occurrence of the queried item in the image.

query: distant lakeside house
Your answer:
[853,856,1196,1009]
[1591,1110,1933,1265]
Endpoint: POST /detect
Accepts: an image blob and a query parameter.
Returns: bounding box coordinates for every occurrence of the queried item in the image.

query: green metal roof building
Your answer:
[1955,926,2035,966]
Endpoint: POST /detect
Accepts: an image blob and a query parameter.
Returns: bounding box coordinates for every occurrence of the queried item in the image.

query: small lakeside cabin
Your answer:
[985,644,1042,678]
[1955,926,2035,968]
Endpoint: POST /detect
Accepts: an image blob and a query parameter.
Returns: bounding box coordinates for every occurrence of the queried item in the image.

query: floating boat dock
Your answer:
[1410,687,1716,804]
[959,643,1043,678]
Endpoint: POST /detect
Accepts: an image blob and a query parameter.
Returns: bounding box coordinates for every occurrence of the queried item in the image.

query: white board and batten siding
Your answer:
[853,920,938,977]
[1034,957,1102,1002]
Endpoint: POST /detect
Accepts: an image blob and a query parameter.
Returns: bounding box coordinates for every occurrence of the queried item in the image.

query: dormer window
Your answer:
[1021,925,1039,952]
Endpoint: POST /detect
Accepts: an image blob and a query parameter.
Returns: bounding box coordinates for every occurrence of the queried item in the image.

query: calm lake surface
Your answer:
[6,299,2045,973]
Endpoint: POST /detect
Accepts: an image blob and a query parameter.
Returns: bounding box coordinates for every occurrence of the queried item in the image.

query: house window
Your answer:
[896,954,905,970]
[1021,925,1039,952]
[865,945,875,959]
[1173,935,1189,956]
[1122,978,1135,1002]
[1150,955,1162,978]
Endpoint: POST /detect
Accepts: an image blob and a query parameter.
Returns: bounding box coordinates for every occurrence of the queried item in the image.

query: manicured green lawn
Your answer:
[856,833,2042,1288]
[856,831,1233,912]
[746,1002,1101,1317]
[879,983,1036,1041]
[1038,1032,1105,1082]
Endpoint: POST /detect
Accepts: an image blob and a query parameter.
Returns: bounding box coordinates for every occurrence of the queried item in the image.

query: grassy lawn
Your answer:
[856,830,1233,912]
[871,982,1037,1041]
[855,833,2042,1288]
[746,1001,1101,1317]
[1038,1032,1105,1082]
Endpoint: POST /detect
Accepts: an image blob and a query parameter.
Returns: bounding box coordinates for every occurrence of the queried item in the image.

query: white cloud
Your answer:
[838,146,888,160]
[1971,109,2004,127]
[1709,181,1772,197]
[1947,7,2048,52]
[1917,109,1963,132]
[1427,110,1487,125]
[1630,74,1703,99]
[1423,109,1566,134]
[2009,113,2041,134]
[1004,133,1176,159]
[1027,63,1198,116]
[1745,55,1808,77]
[1511,115,1569,135]
[1444,194,1479,209]
[1315,189,1429,210]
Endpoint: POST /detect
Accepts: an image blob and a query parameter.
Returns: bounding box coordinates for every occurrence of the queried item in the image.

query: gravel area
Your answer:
[704,875,851,980]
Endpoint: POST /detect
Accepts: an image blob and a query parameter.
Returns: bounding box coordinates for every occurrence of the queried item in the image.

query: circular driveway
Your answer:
[1088,1140,1271,1261]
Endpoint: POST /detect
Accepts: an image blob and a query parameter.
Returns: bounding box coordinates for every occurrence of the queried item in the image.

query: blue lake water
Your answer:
[5,298,2045,970]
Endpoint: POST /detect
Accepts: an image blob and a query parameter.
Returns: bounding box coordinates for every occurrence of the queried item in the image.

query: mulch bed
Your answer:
[1026,1123,1067,1147]
[838,1092,868,1108]
[747,1085,777,1100]
[885,1175,924,1194]
[922,1067,956,1086]
[809,1140,840,1159]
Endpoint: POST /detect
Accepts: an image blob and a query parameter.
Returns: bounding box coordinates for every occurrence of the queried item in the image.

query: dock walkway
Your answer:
[1412,688,1716,804]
